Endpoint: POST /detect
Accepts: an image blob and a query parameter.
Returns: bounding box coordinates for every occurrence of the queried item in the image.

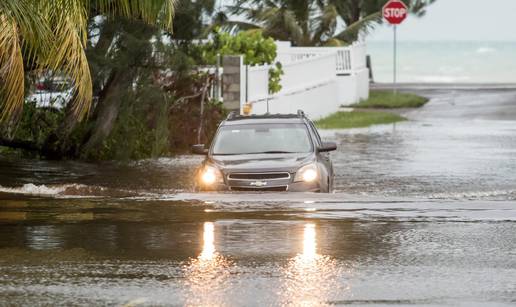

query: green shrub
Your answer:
[315,111,406,129]
[201,29,284,94]
[353,90,429,109]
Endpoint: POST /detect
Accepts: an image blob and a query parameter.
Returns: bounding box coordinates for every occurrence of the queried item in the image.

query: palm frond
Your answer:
[260,8,304,45]
[0,0,52,123]
[322,38,347,47]
[39,0,92,121]
[205,19,261,36]
[0,14,25,124]
[92,0,176,30]
[333,11,382,42]
[0,0,50,46]
[280,10,306,45]
[409,0,437,16]
[312,4,338,46]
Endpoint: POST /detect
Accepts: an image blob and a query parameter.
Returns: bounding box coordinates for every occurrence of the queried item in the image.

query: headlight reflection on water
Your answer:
[199,222,215,260]
[302,223,317,261]
[182,222,350,306]
[280,223,349,306]
[182,222,234,306]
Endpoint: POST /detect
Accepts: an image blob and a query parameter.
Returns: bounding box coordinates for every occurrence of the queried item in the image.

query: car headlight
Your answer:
[294,163,319,182]
[199,165,223,185]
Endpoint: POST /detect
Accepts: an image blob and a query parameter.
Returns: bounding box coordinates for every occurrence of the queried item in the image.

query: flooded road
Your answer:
[1,88,516,305]
[332,87,516,200]
[1,197,515,306]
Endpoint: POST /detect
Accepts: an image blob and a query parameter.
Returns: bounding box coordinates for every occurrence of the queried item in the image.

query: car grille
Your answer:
[226,172,291,191]
[227,172,291,180]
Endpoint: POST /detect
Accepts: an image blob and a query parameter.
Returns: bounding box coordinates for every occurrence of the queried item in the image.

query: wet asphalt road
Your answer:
[1,87,516,306]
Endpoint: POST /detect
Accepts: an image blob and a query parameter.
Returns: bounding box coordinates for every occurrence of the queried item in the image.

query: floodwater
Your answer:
[1,88,516,306]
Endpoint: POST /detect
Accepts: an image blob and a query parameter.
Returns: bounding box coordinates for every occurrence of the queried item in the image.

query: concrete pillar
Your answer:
[222,55,245,112]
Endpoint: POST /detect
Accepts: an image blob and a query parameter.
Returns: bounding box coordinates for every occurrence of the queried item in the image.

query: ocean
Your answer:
[367,41,516,84]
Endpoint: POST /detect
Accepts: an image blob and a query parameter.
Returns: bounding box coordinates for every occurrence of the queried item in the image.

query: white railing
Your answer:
[336,48,352,73]
[276,43,367,75]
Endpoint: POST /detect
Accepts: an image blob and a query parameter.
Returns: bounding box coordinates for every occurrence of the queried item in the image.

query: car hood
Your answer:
[210,153,313,173]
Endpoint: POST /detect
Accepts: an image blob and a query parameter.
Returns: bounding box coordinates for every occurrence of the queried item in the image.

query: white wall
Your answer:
[242,42,370,118]
[246,65,269,103]
[336,68,370,106]
[336,75,357,106]
[356,68,370,101]
[252,81,339,120]
[280,53,335,92]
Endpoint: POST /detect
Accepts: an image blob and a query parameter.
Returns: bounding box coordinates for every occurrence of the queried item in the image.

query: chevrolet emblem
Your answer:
[250,181,268,187]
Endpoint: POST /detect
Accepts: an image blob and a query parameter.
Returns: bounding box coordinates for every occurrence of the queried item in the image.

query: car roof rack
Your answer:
[225,110,307,121]
[226,111,238,120]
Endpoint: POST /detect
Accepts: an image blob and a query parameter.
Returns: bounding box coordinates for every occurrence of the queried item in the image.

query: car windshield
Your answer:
[212,123,312,155]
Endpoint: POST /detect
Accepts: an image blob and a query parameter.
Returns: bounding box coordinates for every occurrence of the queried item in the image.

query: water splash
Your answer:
[0,183,138,198]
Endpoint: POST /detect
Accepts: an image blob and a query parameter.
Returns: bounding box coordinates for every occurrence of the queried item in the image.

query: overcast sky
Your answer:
[368,0,516,41]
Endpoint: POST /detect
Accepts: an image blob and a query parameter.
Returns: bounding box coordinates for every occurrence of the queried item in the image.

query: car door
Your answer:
[307,121,334,187]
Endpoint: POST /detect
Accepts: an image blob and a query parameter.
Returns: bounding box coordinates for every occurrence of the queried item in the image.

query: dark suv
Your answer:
[192,110,337,192]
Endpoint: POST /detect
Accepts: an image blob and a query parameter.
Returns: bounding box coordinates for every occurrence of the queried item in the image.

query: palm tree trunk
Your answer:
[79,20,155,158]
[79,69,133,157]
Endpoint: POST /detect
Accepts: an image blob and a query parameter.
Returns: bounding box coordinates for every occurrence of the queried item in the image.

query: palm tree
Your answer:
[226,0,326,46]
[0,0,175,125]
[223,0,435,46]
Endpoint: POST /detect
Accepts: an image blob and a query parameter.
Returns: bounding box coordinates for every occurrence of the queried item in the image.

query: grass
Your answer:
[315,111,406,129]
[352,90,429,109]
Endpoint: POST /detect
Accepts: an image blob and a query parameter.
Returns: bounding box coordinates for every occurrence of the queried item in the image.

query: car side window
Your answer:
[308,121,323,146]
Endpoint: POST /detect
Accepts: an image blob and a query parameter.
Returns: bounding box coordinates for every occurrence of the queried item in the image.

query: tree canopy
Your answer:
[222,0,436,46]
[0,0,175,124]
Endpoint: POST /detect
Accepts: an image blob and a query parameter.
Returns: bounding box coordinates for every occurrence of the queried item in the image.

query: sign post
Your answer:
[383,0,408,94]
[394,25,397,93]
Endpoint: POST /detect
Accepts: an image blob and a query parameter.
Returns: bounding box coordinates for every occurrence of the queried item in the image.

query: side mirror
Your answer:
[318,142,337,152]
[192,144,208,155]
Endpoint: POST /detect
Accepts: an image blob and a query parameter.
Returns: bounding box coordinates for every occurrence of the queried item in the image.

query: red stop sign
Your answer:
[383,0,408,25]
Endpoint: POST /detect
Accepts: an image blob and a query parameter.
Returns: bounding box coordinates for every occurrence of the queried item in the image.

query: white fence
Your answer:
[237,42,370,120]
[246,65,269,103]
[281,52,336,91]
[276,43,367,75]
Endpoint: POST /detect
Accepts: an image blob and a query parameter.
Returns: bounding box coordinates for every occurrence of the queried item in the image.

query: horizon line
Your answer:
[367,39,516,43]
